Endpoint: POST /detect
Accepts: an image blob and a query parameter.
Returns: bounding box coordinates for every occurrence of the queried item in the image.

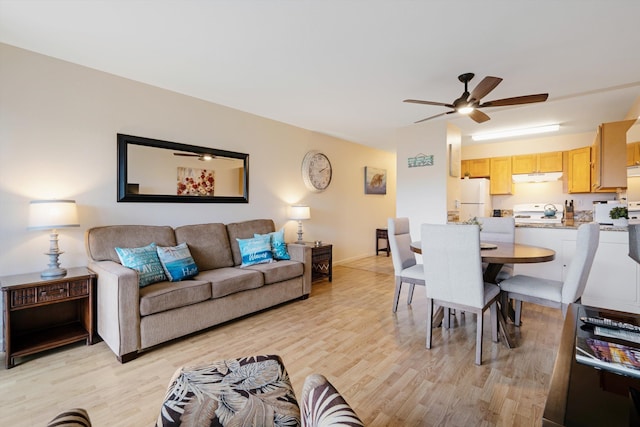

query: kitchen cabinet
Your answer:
[489,156,512,195]
[461,158,490,178]
[567,146,591,193]
[627,141,640,167]
[591,119,635,192]
[512,151,563,174]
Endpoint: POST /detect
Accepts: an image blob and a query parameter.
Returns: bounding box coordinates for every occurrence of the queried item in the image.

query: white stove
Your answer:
[513,203,565,224]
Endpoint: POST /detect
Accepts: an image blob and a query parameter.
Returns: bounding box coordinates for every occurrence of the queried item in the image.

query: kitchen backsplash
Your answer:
[448,209,594,223]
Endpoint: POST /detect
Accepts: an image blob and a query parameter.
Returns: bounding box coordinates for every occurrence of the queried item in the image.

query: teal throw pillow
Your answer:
[255,229,290,260]
[237,234,273,267]
[156,242,199,281]
[115,243,167,287]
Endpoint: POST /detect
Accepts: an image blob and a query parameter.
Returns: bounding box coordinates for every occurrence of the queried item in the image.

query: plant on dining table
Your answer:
[462,216,483,230]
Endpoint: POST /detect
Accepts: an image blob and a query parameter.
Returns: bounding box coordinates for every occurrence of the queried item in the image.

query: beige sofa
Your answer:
[85,219,311,362]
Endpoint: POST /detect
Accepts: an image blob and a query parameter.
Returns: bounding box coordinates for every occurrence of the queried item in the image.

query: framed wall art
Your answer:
[364,166,387,195]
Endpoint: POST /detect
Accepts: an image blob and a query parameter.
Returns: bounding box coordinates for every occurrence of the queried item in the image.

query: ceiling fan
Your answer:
[404,73,549,124]
[173,152,233,161]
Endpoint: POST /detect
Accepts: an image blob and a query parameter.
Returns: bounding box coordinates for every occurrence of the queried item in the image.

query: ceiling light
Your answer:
[472,124,560,141]
[457,106,474,115]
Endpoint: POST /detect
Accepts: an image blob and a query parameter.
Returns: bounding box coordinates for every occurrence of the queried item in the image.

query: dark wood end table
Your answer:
[1,266,96,368]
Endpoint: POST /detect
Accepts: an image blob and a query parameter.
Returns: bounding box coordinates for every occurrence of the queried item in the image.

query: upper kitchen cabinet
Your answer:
[461,158,490,178]
[512,151,563,174]
[489,156,513,195]
[627,141,640,167]
[591,119,635,192]
[567,146,591,193]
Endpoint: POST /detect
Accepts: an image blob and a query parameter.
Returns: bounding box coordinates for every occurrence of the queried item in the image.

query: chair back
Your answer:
[561,223,600,304]
[388,217,416,274]
[421,224,485,308]
[479,217,515,243]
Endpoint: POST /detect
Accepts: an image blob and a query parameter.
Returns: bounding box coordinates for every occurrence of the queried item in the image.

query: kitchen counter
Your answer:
[515,221,627,232]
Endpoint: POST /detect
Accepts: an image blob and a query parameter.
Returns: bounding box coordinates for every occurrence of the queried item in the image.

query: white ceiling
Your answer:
[1,0,639,151]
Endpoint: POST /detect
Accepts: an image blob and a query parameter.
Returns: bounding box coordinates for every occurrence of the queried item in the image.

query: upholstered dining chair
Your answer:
[421,223,501,365]
[499,222,600,325]
[479,216,515,282]
[388,217,425,312]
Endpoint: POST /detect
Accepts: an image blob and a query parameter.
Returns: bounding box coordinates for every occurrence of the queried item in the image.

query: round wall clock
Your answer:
[302,150,332,192]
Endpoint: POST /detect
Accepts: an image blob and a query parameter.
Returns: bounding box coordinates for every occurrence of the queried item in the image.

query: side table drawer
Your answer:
[9,280,89,308]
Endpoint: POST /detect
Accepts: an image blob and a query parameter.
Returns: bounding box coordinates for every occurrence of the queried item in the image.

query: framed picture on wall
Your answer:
[364,166,387,195]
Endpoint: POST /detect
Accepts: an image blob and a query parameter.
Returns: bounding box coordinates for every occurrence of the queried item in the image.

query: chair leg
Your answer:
[443,308,450,329]
[426,298,433,349]
[407,283,416,305]
[476,309,484,365]
[392,277,402,312]
[514,300,523,326]
[490,302,498,343]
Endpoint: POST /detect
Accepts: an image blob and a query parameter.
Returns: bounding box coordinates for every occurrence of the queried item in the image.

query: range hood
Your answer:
[512,172,563,183]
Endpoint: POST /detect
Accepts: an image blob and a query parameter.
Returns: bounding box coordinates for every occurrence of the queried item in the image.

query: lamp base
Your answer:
[41,267,67,278]
[296,220,304,243]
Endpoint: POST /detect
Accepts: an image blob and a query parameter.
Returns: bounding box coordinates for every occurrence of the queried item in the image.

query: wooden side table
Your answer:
[1,267,96,368]
[376,228,390,256]
[310,243,332,282]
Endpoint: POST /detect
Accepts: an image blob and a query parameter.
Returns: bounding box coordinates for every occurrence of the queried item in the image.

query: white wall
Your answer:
[0,43,397,278]
[395,121,449,239]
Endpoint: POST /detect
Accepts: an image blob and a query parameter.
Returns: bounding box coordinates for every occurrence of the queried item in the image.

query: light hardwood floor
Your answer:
[0,256,564,426]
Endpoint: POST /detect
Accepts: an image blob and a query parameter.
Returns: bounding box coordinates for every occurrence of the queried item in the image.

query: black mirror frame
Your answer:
[117,133,249,203]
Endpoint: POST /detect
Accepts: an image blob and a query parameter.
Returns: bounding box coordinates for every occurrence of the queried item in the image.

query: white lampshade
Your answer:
[288,205,311,220]
[29,200,80,230]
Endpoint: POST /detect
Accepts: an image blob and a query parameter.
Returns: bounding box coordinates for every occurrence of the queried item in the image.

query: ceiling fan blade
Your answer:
[414,110,455,124]
[468,76,502,103]
[404,99,455,108]
[468,109,491,123]
[480,93,549,107]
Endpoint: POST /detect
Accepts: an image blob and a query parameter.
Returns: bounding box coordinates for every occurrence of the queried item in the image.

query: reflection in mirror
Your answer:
[117,134,249,203]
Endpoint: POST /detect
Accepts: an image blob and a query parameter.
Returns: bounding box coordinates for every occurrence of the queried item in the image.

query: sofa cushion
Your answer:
[237,235,273,267]
[195,267,264,298]
[157,243,199,281]
[256,228,291,260]
[226,219,276,266]
[174,223,234,270]
[115,243,167,287]
[86,225,176,263]
[139,279,212,316]
[245,260,303,285]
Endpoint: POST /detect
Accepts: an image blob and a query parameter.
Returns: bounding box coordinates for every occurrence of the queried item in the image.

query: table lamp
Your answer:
[28,199,80,278]
[288,205,310,243]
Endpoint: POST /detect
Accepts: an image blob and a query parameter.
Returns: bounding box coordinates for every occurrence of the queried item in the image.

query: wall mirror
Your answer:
[117,134,249,203]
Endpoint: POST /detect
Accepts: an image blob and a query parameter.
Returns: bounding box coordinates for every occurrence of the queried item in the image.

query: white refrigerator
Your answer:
[459,178,492,220]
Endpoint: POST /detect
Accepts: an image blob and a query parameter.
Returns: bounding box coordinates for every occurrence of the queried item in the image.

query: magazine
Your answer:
[576,336,640,379]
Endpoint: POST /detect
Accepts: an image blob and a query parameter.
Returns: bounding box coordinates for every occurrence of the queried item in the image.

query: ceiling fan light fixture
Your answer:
[471,124,560,141]
[457,106,474,115]
[200,154,213,161]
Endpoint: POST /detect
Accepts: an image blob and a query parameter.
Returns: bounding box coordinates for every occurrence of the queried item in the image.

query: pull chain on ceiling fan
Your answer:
[404,73,549,124]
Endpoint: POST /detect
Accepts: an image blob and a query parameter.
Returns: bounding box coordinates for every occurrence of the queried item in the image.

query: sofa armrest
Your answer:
[88,260,141,359]
[287,243,312,296]
[300,374,364,426]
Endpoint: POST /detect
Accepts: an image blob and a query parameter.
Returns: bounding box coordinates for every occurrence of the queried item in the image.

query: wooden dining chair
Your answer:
[498,222,600,325]
[421,223,501,365]
[479,216,515,282]
[388,217,425,312]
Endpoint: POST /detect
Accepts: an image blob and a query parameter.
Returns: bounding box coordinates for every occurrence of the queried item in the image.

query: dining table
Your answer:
[410,240,556,348]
